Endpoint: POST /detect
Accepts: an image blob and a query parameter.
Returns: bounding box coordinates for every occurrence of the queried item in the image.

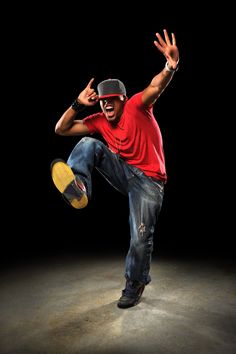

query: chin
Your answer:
[107,116,116,122]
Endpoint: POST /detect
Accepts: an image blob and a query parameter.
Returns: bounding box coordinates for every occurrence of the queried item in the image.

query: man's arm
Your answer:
[55,78,98,136]
[142,29,179,107]
[55,107,90,136]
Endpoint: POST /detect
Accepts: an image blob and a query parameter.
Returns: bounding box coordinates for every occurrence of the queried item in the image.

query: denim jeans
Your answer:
[67,137,164,285]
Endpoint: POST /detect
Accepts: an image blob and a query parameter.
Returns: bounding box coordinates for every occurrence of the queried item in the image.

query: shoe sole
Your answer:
[51,159,88,209]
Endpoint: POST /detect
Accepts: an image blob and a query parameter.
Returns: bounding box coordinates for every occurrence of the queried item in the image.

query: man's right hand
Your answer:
[77,78,99,106]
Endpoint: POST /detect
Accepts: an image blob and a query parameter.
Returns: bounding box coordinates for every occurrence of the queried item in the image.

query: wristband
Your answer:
[71,99,85,112]
[165,61,178,73]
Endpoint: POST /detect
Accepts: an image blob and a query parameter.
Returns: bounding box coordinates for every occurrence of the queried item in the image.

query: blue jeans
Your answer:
[67,137,164,285]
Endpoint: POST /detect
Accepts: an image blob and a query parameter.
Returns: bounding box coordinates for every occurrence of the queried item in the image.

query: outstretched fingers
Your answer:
[155,29,177,48]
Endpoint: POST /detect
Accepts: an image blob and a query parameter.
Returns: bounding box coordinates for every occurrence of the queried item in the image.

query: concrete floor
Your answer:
[0,253,235,354]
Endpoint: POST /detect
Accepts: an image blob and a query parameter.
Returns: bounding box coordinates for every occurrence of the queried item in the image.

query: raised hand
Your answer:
[78,78,99,106]
[154,29,179,70]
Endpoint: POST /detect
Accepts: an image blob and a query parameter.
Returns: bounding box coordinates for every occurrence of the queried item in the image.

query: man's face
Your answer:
[99,96,126,125]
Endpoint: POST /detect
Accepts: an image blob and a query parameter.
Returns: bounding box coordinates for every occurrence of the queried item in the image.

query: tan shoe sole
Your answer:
[51,160,88,209]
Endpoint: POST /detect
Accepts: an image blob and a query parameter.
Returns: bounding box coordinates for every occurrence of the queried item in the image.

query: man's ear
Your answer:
[120,95,127,102]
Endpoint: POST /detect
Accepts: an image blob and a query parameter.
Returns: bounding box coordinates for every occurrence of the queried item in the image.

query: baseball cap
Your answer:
[97,79,126,99]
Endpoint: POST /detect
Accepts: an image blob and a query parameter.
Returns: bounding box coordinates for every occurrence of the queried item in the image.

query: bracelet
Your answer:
[165,61,178,73]
[71,98,85,112]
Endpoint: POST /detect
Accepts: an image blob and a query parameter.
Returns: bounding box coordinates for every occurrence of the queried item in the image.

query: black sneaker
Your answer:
[117,280,145,309]
[51,159,88,209]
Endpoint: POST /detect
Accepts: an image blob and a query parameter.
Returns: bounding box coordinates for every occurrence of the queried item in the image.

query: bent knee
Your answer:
[80,137,97,145]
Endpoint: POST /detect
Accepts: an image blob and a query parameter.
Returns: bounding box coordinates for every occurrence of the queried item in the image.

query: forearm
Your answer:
[150,66,174,94]
[142,64,176,106]
[55,106,78,134]
[55,98,89,136]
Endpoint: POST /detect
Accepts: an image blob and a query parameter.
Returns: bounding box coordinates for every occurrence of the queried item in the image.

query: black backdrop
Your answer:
[6,3,234,262]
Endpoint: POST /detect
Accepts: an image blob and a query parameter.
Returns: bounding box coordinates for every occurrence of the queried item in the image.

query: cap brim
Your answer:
[98,93,122,100]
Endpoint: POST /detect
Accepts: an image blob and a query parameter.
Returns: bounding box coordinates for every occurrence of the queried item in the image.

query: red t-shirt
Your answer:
[83,92,167,182]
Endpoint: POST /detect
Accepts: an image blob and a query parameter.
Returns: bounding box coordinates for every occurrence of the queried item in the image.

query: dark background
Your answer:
[6,3,234,263]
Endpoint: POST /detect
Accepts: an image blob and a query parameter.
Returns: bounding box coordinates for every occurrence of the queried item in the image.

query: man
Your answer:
[51,29,179,308]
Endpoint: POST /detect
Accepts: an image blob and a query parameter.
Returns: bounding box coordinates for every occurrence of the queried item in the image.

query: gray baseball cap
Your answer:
[97,79,126,99]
